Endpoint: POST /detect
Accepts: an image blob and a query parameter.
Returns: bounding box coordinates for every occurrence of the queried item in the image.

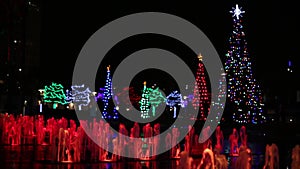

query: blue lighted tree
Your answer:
[102,65,118,119]
[166,91,183,118]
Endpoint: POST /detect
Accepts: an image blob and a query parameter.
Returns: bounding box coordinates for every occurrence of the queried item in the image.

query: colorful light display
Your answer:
[225,4,266,123]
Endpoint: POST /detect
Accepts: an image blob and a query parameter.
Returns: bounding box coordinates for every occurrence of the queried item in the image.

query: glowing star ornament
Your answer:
[43,82,68,109]
[166,91,183,118]
[230,4,245,19]
[198,54,203,61]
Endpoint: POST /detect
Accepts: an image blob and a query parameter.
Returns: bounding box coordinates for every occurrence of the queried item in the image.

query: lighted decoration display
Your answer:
[192,54,210,120]
[139,81,151,119]
[225,4,265,123]
[149,87,166,117]
[68,84,92,111]
[166,91,183,118]
[43,82,67,109]
[102,65,118,119]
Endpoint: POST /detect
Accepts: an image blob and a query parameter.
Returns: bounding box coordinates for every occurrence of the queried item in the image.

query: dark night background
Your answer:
[39,0,299,96]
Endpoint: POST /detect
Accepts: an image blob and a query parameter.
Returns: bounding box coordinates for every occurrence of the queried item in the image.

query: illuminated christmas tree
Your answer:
[166,91,183,118]
[44,82,67,109]
[149,87,166,117]
[192,54,210,120]
[225,4,266,124]
[68,84,92,111]
[102,65,118,119]
[139,81,151,119]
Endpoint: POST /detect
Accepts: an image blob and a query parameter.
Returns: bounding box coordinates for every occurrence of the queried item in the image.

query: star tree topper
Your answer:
[230,4,245,19]
[198,53,203,61]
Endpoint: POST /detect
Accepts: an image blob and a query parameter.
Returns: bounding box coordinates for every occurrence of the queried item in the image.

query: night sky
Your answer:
[40,0,299,98]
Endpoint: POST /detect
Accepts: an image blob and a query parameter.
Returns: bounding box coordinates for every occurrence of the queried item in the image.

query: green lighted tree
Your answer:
[149,87,166,117]
[44,82,67,109]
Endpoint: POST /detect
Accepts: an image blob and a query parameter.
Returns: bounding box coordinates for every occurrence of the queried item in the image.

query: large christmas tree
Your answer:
[192,54,210,120]
[225,4,266,124]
